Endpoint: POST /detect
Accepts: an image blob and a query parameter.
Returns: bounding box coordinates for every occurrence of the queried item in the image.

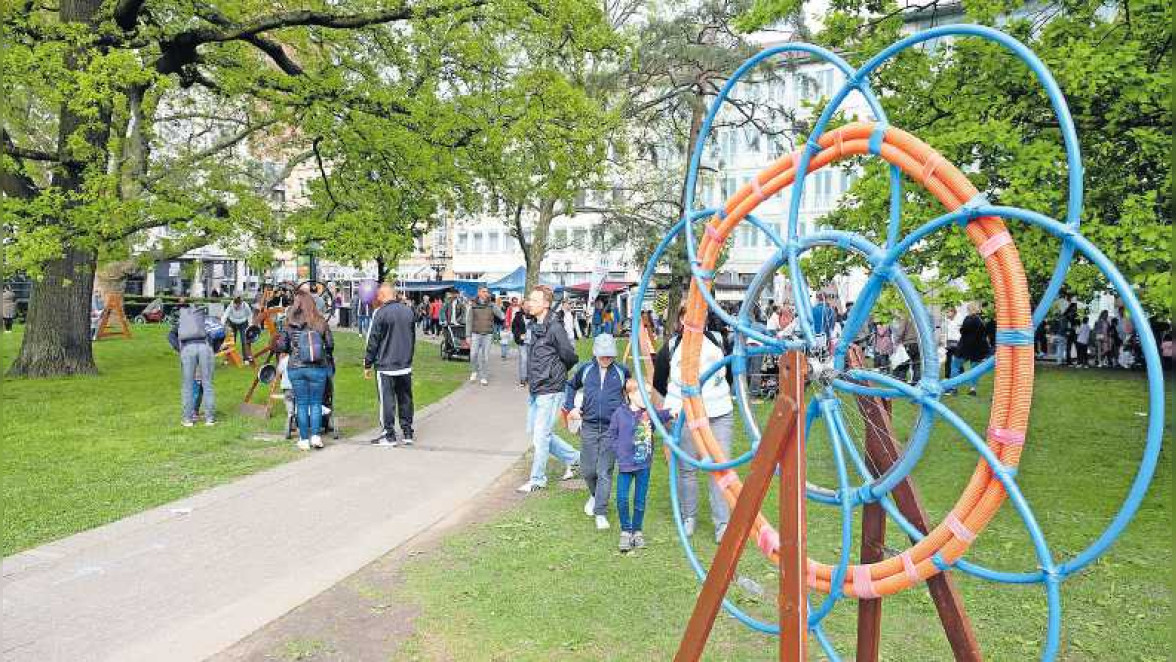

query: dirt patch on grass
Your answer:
[210,460,529,662]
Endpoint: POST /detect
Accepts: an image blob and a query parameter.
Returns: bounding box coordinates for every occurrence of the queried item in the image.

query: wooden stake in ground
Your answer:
[95,293,133,340]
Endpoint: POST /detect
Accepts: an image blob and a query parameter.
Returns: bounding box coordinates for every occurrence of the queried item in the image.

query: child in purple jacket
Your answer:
[608,378,672,552]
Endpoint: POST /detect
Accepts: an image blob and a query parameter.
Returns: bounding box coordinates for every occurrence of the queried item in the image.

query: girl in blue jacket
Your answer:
[608,378,671,552]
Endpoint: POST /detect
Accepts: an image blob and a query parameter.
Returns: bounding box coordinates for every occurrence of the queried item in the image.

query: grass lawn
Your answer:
[0,324,467,556]
[395,353,1172,661]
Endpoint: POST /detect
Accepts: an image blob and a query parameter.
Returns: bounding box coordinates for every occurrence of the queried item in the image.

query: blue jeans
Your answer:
[358,314,371,335]
[949,355,979,389]
[527,392,580,486]
[289,365,330,439]
[616,467,651,532]
[180,342,215,423]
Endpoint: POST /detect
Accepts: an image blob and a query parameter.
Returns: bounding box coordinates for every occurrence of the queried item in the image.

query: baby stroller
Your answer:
[284,372,341,440]
[440,323,471,361]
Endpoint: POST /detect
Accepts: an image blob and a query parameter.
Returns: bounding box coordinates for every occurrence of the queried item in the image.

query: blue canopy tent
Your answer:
[398,279,483,297]
[485,267,562,293]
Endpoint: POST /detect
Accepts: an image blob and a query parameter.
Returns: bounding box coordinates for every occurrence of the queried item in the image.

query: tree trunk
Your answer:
[9,0,111,378]
[663,91,707,343]
[524,197,557,294]
[7,247,98,377]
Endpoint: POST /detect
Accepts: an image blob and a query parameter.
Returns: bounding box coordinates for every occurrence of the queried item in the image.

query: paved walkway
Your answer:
[1,355,530,662]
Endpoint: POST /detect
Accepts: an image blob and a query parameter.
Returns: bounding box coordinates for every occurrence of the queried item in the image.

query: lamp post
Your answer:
[307,240,323,283]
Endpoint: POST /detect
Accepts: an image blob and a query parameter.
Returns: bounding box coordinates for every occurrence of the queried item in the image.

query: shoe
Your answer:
[715,524,728,545]
[181,419,194,428]
[595,515,610,530]
[584,496,596,517]
[373,435,399,447]
[516,481,544,494]
[632,531,646,548]
[402,437,414,447]
[205,419,216,427]
[561,464,578,481]
[310,435,324,448]
[684,517,696,537]
[469,373,477,382]
[618,531,632,553]
[297,439,311,451]
[480,378,488,386]
[969,388,978,396]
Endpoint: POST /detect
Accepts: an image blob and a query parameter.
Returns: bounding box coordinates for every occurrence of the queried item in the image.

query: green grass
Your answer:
[395,363,1172,660]
[0,324,467,556]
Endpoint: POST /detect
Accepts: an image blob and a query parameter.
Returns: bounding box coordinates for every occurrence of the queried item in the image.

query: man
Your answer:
[466,287,504,385]
[364,283,416,446]
[510,297,530,388]
[559,298,580,342]
[174,302,217,427]
[653,304,735,543]
[221,295,255,362]
[518,285,581,493]
[563,334,629,530]
[894,311,921,383]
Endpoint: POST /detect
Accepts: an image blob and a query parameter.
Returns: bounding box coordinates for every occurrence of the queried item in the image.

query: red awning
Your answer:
[567,280,631,294]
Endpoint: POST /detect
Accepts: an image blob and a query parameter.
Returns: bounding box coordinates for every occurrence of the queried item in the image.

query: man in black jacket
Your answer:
[364,284,416,447]
[518,285,581,493]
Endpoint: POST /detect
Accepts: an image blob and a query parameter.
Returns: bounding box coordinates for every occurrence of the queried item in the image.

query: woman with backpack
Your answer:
[276,291,335,450]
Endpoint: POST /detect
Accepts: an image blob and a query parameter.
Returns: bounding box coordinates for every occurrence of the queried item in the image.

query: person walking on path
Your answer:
[499,296,515,360]
[563,334,629,530]
[221,295,255,362]
[1,286,15,331]
[511,299,530,388]
[559,299,581,342]
[355,296,373,337]
[364,284,417,447]
[428,296,442,336]
[276,291,335,450]
[609,378,672,552]
[175,302,217,427]
[653,304,735,543]
[948,302,988,395]
[517,285,581,493]
[466,287,504,385]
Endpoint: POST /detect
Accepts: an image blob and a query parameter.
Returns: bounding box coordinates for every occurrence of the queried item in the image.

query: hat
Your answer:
[593,333,617,358]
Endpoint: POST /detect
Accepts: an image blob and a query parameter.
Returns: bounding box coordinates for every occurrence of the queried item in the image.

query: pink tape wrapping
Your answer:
[987,426,1026,446]
[749,176,764,200]
[945,512,977,544]
[978,231,1013,258]
[715,470,738,489]
[807,559,818,587]
[756,526,779,555]
[682,321,704,334]
[901,551,921,585]
[834,130,845,157]
[704,223,723,242]
[687,416,707,430]
[921,154,942,182]
[854,565,879,599]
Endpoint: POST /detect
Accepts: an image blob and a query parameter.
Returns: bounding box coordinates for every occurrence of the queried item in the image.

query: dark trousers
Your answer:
[3,317,12,330]
[228,321,251,359]
[616,466,651,533]
[580,423,615,516]
[377,372,414,440]
[1076,342,1088,365]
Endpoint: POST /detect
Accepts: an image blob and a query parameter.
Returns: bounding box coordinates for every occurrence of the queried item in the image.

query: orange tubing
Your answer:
[679,121,1034,598]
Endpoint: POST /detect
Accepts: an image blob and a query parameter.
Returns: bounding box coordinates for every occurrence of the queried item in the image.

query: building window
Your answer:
[553,228,567,247]
[572,228,587,248]
[456,232,468,253]
[472,232,484,253]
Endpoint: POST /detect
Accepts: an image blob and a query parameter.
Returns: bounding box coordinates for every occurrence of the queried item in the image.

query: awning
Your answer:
[485,266,562,293]
[397,279,484,297]
[566,280,632,295]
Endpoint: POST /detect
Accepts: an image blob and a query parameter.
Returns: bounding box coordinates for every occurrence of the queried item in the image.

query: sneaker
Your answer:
[618,531,632,553]
[516,481,544,494]
[181,419,195,428]
[310,435,324,449]
[584,496,596,517]
[561,464,578,481]
[205,419,216,427]
[715,524,728,545]
[402,437,414,447]
[469,373,478,382]
[595,515,610,530]
[373,435,399,447]
[480,378,488,386]
[297,439,311,451]
[969,388,978,396]
[684,517,696,537]
[632,531,646,548]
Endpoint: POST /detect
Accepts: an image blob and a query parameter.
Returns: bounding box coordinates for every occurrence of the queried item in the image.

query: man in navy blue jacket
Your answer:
[563,334,629,529]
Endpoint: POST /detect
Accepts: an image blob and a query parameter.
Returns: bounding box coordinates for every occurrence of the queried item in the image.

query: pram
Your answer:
[440,323,471,361]
[284,373,341,440]
[749,353,780,401]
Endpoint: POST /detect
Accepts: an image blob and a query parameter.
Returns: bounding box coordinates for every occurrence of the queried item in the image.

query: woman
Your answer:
[276,291,335,450]
[951,303,989,395]
[221,295,255,362]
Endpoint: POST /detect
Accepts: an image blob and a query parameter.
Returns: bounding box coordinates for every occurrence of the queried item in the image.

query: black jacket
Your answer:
[511,310,528,344]
[527,314,578,395]
[956,314,989,362]
[364,302,416,372]
[276,321,335,370]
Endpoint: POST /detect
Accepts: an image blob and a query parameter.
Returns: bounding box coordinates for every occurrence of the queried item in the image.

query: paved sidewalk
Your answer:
[1,356,531,662]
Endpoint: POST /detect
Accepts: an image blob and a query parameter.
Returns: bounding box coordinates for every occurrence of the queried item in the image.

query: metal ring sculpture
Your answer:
[629,25,1166,661]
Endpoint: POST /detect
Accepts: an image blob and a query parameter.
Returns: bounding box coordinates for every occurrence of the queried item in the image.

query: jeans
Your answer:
[517,343,528,383]
[288,365,330,439]
[949,355,980,391]
[580,422,615,515]
[500,333,510,359]
[527,392,580,486]
[676,412,733,532]
[358,314,371,336]
[228,321,252,359]
[470,332,491,380]
[616,467,651,532]
[180,342,215,423]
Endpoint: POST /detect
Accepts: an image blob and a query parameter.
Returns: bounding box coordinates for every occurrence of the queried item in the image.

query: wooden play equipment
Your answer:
[94,292,133,340]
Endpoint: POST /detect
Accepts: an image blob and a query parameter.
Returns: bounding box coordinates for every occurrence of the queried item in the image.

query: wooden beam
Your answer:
[778,350,808,661]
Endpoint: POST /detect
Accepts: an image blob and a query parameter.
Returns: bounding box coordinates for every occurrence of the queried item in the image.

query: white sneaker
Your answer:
[595,515,610,530]
[181,419,194,428]
[583,496,596,517]
[480,378,488,386]
[516,481,544,494]
[684,517,696,537]
[469,373,478,382]
[296,439,311,451]
[561,464,577,481]
[310,435,324,449]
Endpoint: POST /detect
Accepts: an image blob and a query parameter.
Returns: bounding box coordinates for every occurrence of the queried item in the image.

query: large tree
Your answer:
[739,0,1172,318]
[0,0,613,377]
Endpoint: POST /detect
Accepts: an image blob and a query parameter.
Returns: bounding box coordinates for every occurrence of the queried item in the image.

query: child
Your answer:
[608,378,671,552]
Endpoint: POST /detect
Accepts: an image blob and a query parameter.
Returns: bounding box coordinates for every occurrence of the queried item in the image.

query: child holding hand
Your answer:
[608,378,671,552]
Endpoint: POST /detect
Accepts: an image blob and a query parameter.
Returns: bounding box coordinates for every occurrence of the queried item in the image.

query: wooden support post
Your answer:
[96,292,133,340]
[846,345,982,662]
[676,352,807,662]
[778,350,808,661]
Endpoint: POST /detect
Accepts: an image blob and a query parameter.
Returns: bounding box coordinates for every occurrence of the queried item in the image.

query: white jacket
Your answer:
[663,334,734,419]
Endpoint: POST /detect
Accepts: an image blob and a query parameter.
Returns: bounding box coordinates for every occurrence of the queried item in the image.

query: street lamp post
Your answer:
[307,240,323,283]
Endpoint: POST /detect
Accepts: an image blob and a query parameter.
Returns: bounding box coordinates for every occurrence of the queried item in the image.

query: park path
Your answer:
[1,353,529,662]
